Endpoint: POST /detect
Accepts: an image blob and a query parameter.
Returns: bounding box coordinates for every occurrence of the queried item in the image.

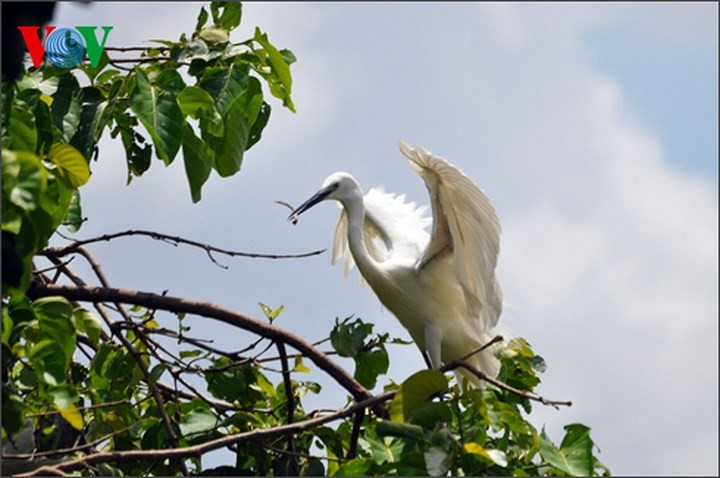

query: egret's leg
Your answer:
[424,325,443,369]
[422,350,433,369]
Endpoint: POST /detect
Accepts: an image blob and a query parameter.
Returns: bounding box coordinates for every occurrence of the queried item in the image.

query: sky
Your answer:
[46,2,719,475]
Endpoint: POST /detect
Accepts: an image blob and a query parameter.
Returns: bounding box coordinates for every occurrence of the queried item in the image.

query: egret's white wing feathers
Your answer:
[399,140,502,328]
[332,187,431,285]
[296,143,503,382]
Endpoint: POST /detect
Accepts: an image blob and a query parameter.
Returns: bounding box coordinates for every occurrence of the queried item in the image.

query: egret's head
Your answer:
[289,172,361,223]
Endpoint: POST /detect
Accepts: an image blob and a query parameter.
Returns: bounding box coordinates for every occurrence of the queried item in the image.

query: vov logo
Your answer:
[17,26,113,69]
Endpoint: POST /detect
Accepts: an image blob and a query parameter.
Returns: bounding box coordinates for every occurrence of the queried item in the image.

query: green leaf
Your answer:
[195,5,209,31]
[540,424,594,476]
[247,101,270,150]
[155,69,186,94]
[214,1,241,31]
[148,363,167,386]
[463,442,508,467]
[197,64,248,118]
[7,100,37,152]
[179,407,219,439]
[29,340,68,386]
[424,446,451,477]
[179,349,202,359]
[17,70,59,96]
[49,384,84,430]
[89,343,112,389]
[48,143,90,188]
[50,74,82,142]
[293,355,310,373]
[359,434,401,466]
[354,347,389,389]
[330,317,371,357]
[3,150,47,212]
[390,369,448,423]
[408,401,452,429]
[258,302,284,321]
[375,420,424,440]
[279,49,297,65]
[559,424,595,475]
[115,118,153,179]
[130,69,186,165]
[73,308,102,344]
[70,87,109,161]
[39,170,74,233]
[2,309,13,347]
[205,358,263,405]
[177,86,216,119]
[253,28,295,112]
[34,97,55,153]
[1,394,25,438]
[32,297,76,368]
[333,458,375,476]
[506,337,535,358]
[95,69,120,84]
[181,124,212,203]
[213,94,249,177]
[63,189,83,233]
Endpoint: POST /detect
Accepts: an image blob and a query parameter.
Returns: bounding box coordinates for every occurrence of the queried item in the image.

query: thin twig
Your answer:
[3,422,139,460]
[276,200,299,224]
[455,335,504,363]
[104,45,170,52]
[33,257,75,276]
[444,361,572,408]
[44,229,326,266]
[264,444,342,463]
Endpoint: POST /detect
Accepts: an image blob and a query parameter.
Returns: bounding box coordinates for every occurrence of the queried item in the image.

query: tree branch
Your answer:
[277,342,299,475]
[47,229,325,268]
[18,391,397,475]
[443,361,573,408]
[27,283,382,416]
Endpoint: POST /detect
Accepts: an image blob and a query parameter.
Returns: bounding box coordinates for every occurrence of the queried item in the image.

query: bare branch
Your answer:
[3,422,139,460]
[455,334,504,363]
[104,45,170,52]
[43,229,326,266]
[443,361,573,408]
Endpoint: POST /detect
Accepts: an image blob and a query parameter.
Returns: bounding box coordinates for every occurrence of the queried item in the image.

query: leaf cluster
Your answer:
[326,338,609,477]
[2,1,297,296]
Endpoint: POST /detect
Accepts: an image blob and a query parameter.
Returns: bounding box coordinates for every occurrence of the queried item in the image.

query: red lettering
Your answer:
[17,26,57,68]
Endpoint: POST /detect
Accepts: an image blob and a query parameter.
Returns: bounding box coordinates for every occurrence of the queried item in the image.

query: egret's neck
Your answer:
[342,197,382,281]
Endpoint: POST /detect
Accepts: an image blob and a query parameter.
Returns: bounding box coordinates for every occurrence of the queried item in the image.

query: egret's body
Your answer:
[292,141,502,385]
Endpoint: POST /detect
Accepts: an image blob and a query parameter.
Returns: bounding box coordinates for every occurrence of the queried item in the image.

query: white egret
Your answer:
[290,141,503,385]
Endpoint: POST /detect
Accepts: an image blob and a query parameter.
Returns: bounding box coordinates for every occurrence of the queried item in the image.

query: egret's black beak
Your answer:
[288,185,334,224]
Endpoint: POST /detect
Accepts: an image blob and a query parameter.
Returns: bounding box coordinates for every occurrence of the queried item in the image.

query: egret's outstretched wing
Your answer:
[399,140,502,328]
[332,187,430,285]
